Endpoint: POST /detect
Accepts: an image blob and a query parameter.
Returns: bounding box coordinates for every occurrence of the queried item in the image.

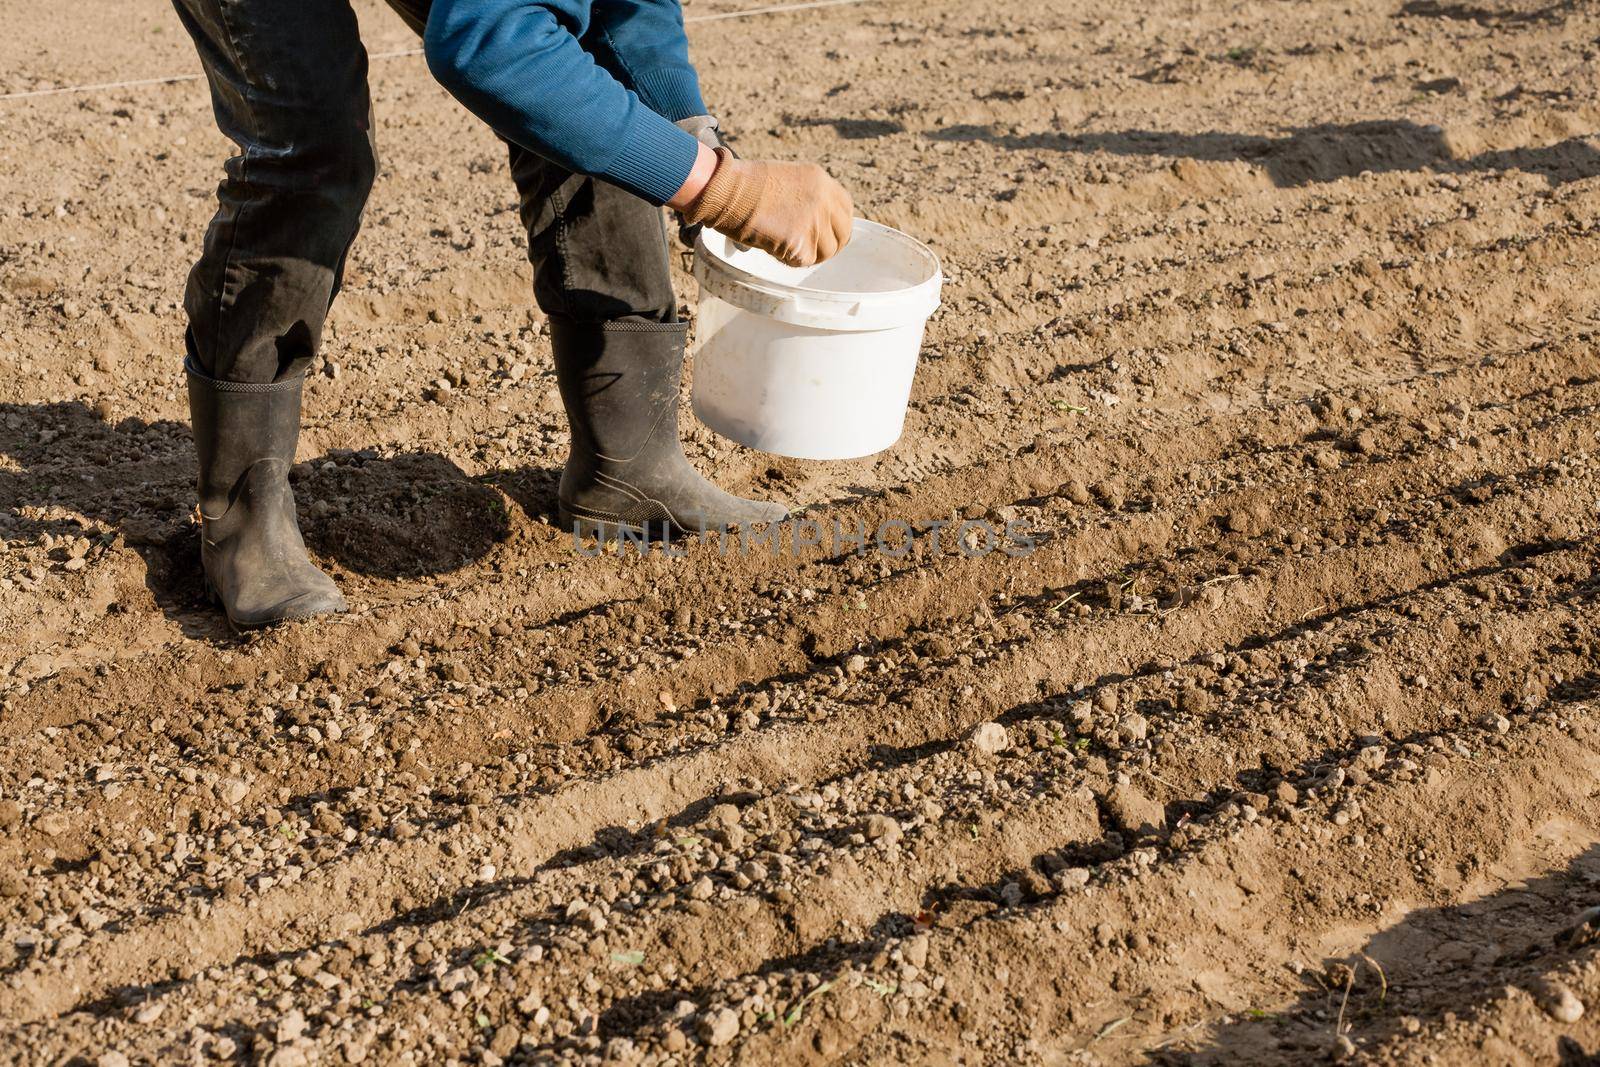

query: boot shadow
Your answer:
[484,464,561,533]
[1,401,522,637]
[293,448,518,580]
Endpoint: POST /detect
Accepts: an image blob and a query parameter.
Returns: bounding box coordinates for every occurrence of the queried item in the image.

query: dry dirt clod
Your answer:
[1562,905,1600,946]
[35,812,69,836]
[969,722,1009,756]
[276,1009,307,1043]
[1103,783,1165,837]
[696,1007,740,1047]
[489,1024,520,1058]
[904,934,931,970]
[1222,507,1265,534]
[218,777,249,806]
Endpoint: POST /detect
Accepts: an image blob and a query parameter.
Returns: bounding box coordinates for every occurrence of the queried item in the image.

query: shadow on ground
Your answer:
[1152,827,1600,1062]
[0,401,530,635]
[1396,0,1581,28]
[928,120,1600,188]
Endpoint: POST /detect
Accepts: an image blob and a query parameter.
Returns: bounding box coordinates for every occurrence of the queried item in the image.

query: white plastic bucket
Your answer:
[691,219,942,460]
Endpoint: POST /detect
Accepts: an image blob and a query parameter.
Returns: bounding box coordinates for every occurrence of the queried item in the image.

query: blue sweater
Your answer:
[425,0,708,205]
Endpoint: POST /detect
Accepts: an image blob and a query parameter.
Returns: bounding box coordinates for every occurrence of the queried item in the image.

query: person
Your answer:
[171,0,855,630]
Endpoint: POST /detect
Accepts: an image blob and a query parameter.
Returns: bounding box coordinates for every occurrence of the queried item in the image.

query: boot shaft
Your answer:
[186,358,305,519]
[548,317,787,536]
[549,318,687,465]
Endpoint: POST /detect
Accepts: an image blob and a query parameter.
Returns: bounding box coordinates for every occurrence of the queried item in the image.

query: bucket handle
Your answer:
[789,296,864,318]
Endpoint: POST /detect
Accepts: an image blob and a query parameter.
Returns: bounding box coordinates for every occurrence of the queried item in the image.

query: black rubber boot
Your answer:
[551,319,787,538]
[186,359,347,629]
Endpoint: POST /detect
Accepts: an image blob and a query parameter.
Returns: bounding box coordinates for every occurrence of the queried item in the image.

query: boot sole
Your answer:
[204,576,347,633]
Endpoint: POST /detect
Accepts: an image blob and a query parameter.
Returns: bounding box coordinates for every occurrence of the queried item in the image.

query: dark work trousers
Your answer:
[171,0,679,383]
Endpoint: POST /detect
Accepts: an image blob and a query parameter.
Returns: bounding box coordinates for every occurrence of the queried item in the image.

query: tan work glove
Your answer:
[683,147,853,268]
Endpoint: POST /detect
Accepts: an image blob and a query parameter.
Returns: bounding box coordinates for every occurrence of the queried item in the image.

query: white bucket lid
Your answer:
[694,219,942,333]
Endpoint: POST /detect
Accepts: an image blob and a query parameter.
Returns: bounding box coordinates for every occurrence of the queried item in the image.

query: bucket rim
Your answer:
[695,218,941,303]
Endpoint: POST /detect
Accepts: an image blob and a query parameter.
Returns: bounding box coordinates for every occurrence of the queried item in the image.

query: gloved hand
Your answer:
[674,115,731,249]
[681,146,854,268]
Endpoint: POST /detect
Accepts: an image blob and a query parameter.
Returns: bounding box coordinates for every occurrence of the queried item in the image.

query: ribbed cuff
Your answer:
[602,108,703,205]
[631,67,707,123]
[685,146,759,231]
[184,355,304,390]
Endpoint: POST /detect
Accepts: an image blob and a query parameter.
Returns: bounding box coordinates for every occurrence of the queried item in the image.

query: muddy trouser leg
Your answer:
[506,145,680,325]
[169,0,368,626]
[172,0,378,383]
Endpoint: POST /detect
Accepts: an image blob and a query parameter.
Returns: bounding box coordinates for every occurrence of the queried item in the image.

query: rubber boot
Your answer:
[552,319,788,538]
[186,359,348,629]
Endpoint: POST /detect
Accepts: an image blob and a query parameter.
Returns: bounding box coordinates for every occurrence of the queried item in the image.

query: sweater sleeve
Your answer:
[587,0,707,122]
[424,0,702,205]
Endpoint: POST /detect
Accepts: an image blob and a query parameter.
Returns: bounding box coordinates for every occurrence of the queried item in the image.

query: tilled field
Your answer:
[5,0,1600,1063]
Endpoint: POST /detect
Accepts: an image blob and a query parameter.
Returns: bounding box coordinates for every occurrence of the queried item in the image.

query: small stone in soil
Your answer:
[1532,979,1585,1023]
[864,814,902,844]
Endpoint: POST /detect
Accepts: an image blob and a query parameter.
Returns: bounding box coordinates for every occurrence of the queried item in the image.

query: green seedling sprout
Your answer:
[782,980,835,1027]
[472,948,509,972]
[862,977,897,997]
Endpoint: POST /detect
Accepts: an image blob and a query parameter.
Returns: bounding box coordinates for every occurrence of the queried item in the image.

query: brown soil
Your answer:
[5,0,1600,1063]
